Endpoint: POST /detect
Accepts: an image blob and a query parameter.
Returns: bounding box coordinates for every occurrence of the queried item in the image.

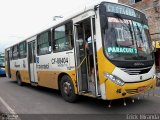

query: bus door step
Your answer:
[31,82,38,86]
[80,91,88,93]
[81,92,97,98]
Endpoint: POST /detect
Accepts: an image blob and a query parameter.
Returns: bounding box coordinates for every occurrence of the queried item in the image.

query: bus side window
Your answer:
[12,45,19,60]
[37,30,51,55]
[9,48,13,60]
[19,41,27,59]
[53,22,73,52]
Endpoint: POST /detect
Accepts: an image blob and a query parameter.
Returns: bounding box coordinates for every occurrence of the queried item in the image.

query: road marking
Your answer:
[0,96,21,120]
[0,96,16,114]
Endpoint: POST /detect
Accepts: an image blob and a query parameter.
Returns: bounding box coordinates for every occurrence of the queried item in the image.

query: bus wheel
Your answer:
[60,75,78,102]
[16,72,23,86]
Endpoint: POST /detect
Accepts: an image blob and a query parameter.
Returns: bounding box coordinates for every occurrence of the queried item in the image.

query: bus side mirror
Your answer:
[152,41,156,52]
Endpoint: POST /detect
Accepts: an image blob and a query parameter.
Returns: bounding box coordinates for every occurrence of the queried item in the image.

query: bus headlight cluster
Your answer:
[104,72,125,86]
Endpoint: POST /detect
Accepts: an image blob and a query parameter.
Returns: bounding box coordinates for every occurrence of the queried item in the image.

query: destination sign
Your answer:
[107,47,137,54]
[105,3,141,18]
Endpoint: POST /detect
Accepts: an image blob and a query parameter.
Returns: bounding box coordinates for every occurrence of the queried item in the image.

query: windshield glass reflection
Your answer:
[103,17,153,61]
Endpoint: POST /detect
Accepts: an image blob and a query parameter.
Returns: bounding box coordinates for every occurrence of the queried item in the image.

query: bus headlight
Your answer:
[104,72,125,86]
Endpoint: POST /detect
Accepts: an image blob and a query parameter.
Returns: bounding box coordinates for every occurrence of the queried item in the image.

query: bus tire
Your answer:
[16,72,23,86]
[60,75,78,103]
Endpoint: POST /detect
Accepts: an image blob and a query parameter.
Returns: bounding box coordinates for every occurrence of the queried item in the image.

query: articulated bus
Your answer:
[5,1,156,102]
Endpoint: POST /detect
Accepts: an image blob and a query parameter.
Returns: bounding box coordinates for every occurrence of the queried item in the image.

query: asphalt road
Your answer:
[0,77,160,120]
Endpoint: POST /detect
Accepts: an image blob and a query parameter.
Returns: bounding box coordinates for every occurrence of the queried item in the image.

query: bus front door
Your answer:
[74,17,100,96]
[28,41,38,84]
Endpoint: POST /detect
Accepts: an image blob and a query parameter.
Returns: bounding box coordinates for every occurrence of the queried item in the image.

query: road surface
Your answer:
[0,77,160,120]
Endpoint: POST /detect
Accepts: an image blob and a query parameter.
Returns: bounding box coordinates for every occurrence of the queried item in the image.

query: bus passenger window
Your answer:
[9,48,13,60]
[53,22,73,52]
[37,30,51,55]
[12,45,19,60]
[19,41,27,59]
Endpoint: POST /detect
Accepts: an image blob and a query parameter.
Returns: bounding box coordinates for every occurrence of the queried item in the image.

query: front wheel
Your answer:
[60,75,78,102]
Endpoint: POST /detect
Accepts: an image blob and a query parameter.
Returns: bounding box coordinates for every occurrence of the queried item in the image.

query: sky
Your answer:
[0,0,117,53]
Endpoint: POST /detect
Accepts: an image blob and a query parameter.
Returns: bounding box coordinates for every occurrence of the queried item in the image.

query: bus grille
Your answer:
[125,89,138,94]
[120,66,152,75]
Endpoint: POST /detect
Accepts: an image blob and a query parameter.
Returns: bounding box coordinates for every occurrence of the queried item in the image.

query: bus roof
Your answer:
[6,0,145,49]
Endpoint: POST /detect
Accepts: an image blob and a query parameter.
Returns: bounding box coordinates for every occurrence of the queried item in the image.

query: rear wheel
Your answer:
[60,75,78,102]
[16,72,23,86]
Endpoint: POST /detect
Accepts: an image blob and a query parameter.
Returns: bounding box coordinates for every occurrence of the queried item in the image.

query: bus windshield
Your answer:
[103,16,153,61]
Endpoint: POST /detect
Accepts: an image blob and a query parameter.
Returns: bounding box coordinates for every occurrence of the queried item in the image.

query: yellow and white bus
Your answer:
[5,1,156,102]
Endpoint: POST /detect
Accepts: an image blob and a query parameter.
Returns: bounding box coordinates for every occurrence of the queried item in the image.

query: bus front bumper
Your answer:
[105,78,156,100]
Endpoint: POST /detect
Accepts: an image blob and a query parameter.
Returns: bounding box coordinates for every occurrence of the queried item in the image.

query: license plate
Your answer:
[137,86,147,92]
